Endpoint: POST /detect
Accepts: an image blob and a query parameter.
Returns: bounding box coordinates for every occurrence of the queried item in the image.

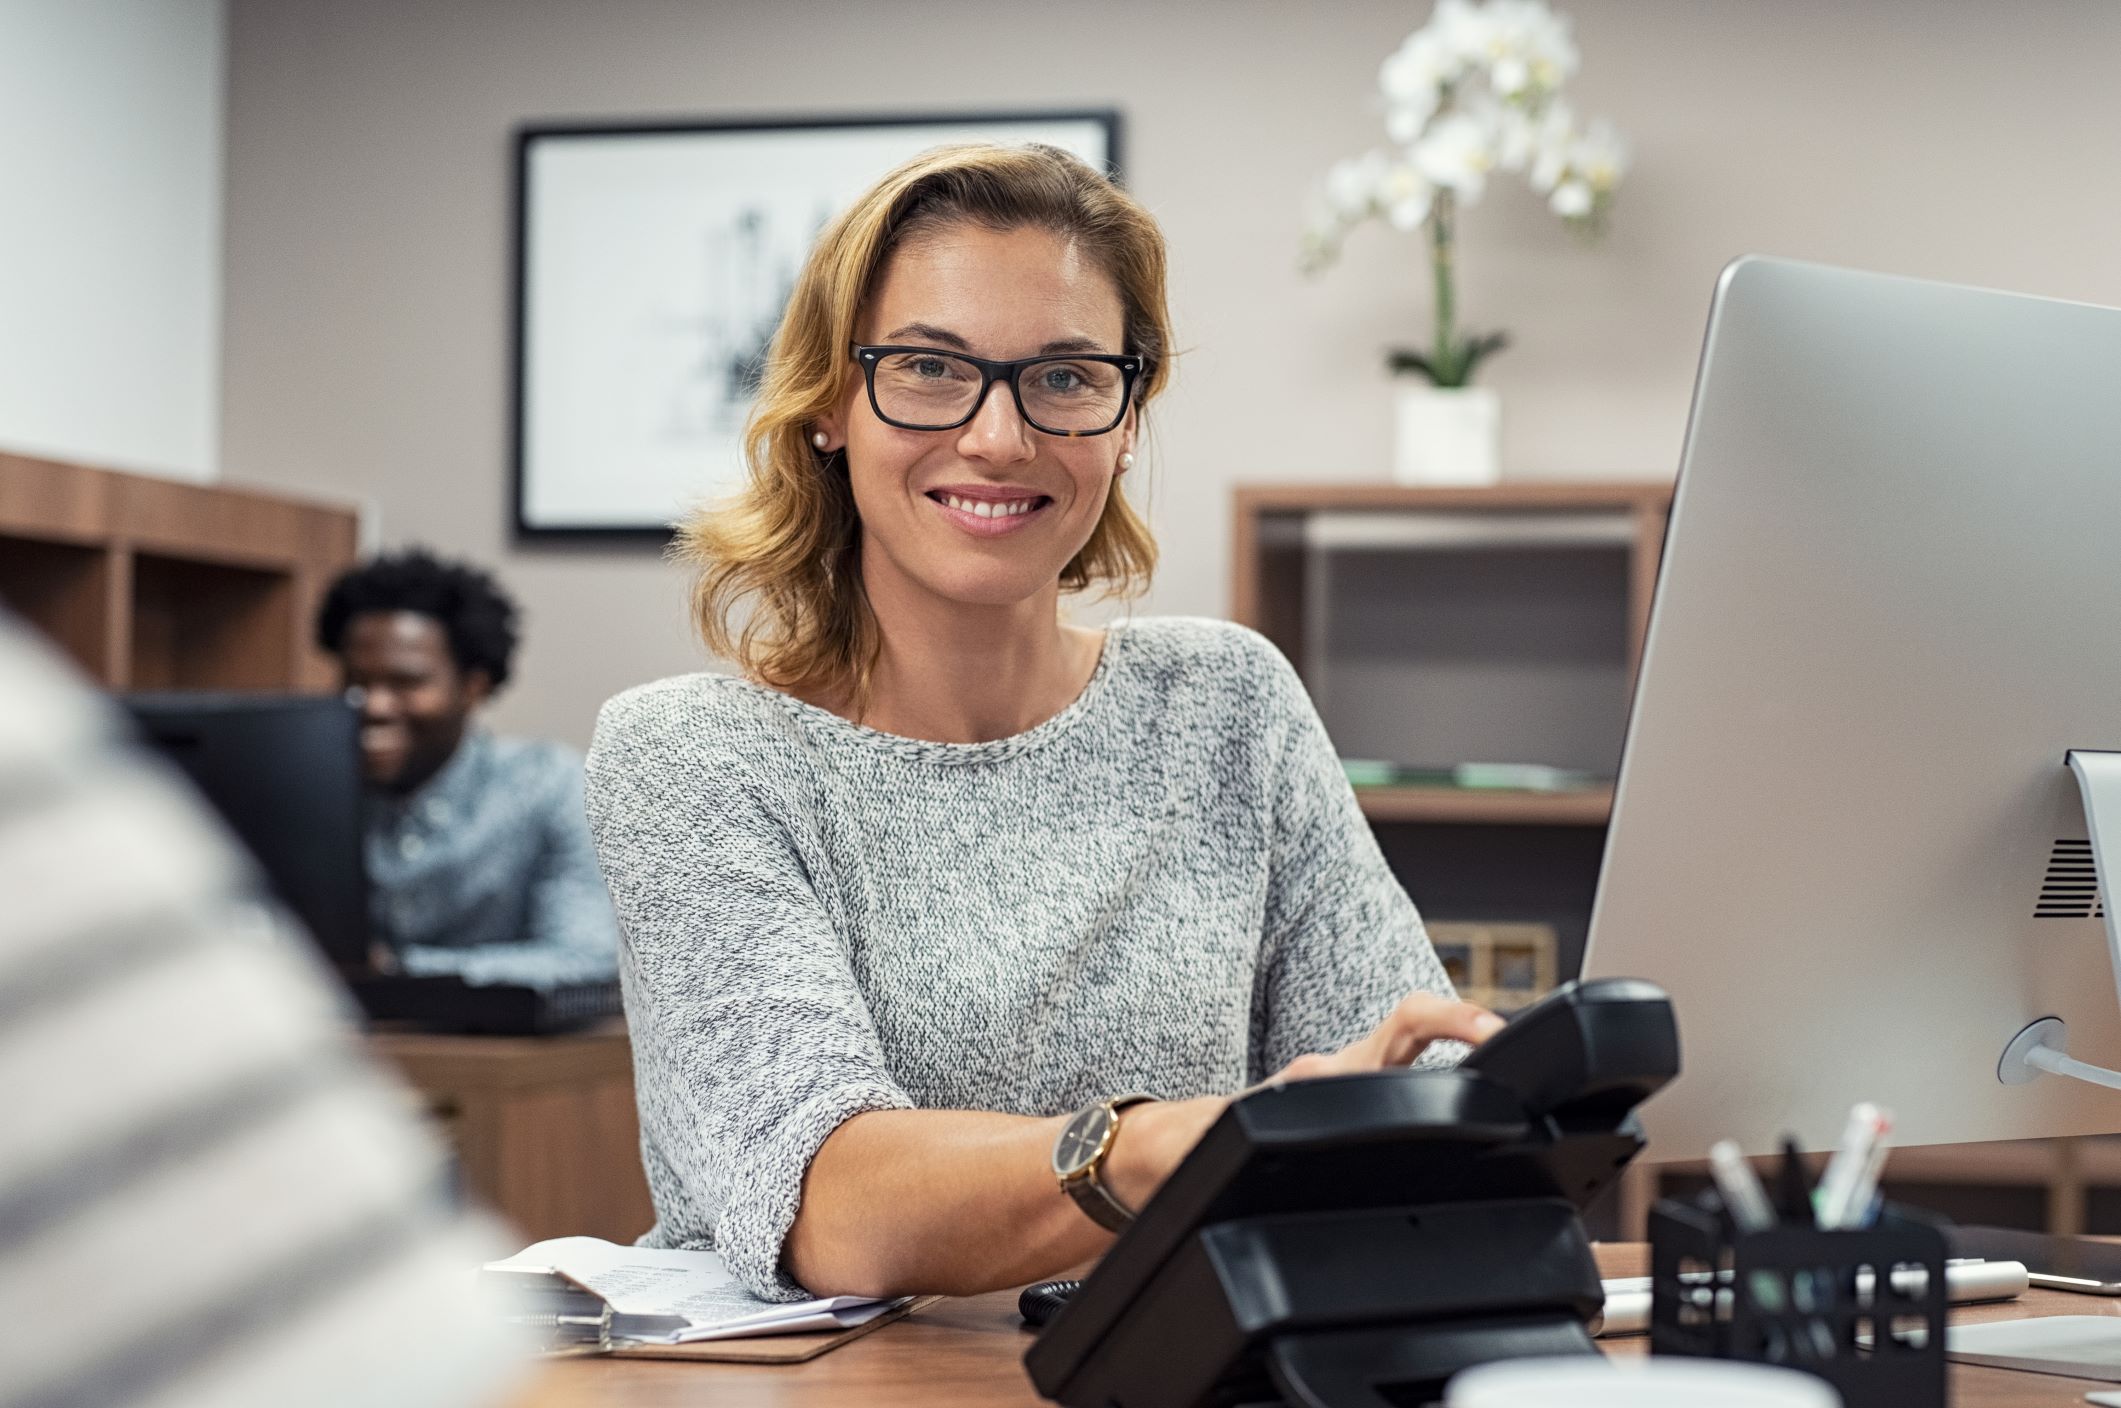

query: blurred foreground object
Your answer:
[0,615,526,1408]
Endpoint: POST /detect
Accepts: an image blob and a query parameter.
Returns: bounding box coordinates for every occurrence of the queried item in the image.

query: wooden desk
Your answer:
[370,1024,654,1244]
[521,1244,2121,1408]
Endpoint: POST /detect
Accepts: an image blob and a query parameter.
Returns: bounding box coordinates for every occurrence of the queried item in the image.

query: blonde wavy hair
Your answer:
[676,142,1172,703]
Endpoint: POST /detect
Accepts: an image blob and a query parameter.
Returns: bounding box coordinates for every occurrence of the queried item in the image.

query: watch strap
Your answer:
[1061,1092,1157,1232]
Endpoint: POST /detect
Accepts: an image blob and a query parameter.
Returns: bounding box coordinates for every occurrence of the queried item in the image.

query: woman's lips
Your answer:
[926,490,1052,537]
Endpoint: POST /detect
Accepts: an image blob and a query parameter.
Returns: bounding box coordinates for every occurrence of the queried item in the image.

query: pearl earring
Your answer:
[811,431,830,450]
[1118,452,1136,472]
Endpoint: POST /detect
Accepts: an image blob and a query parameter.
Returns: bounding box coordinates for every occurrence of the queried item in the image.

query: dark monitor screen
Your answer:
[124,692,370,971]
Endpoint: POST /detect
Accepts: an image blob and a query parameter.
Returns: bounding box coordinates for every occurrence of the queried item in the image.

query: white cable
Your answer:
[2025,1043,2121,1092]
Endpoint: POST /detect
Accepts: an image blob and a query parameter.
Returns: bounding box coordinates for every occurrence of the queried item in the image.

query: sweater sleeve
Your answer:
[584,685,912,1301]
[1248,641,1461,1081]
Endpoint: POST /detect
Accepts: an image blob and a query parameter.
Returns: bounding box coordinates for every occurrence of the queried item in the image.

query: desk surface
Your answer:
[519,1244,2121,1408]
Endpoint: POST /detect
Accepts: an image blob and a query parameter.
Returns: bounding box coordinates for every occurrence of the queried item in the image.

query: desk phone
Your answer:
[1024,977,1681,1408]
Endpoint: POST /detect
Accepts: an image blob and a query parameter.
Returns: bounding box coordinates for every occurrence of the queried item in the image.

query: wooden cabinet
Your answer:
[0,449,358,690]
[1231,481,1672,984]
[372,1025,656,1245]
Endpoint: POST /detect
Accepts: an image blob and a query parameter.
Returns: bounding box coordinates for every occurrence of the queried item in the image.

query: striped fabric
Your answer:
[0,618,524,1408]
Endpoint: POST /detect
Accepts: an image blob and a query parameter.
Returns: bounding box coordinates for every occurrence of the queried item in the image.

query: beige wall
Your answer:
[221,0,2121,748]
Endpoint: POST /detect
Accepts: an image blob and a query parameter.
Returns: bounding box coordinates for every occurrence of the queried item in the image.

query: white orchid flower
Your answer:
[1485,0,1579,89]
[1381,164,1436,230]
[1570,119,1629,192]
[1549,179,1593,218]
[1385,94,1440,144]
[1493,105,1539,171]
[1380,32,1448,103]
[1325,150,1390,219]
[1527,98,1578,193]
[1414,112,1497,201]
[1303,0,1624,292]
[1428,0,1493,66]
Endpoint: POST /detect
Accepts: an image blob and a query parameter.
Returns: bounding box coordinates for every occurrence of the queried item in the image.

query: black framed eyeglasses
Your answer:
[851,343,1143,437]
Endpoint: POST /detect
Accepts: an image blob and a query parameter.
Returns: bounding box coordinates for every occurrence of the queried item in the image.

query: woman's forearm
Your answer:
[783,1098,1225,1298]
[784,1108,1096,1298]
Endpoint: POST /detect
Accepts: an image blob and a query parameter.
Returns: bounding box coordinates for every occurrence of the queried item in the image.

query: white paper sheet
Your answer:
[484,1236,901,1342]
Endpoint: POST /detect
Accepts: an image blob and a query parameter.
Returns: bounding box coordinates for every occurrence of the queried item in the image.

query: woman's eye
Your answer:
[1040,366,1085,392]
[911,357,951,378]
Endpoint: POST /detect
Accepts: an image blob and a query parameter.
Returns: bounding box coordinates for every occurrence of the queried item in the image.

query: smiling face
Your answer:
[818,222,1136,614]
[339,611,489,794]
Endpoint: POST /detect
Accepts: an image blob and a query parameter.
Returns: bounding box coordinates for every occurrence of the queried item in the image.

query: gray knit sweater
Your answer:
[583,617,1454,1300]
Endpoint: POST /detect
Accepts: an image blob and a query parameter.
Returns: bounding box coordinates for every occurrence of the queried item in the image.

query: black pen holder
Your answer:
[1648,1194,1948,1408]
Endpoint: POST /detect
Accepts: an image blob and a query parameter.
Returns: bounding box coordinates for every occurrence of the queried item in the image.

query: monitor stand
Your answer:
[1998,750,2121,1091]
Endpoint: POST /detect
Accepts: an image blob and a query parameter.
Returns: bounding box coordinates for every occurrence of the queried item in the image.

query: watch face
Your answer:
[1054,1105,1113,1177]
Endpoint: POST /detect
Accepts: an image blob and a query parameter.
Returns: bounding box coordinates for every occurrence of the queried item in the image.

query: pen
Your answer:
[1816,1102,1892,1229]
[1709,1139,1778,1232]
[1778,1136,1814,1225]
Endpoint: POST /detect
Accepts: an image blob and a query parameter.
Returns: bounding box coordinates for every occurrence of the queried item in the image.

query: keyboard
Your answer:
[350,974,624,1036]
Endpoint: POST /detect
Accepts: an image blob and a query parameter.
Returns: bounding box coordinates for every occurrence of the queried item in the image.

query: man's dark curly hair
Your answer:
[315,548,521,692]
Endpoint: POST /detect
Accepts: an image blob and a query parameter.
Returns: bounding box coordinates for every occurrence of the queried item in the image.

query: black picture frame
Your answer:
[509,108,1124,541]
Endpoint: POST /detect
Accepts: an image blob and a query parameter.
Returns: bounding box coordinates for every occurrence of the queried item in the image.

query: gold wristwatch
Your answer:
[1052,1092,1157,1232]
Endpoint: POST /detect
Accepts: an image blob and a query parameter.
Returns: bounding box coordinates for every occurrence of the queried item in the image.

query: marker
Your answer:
[1839,1135,1894,1230]
[1709,1139,1778,1232]
[1816,1102,1892,1229]
[1778,1136,1814,1225]
[1602,1261,2007,1302]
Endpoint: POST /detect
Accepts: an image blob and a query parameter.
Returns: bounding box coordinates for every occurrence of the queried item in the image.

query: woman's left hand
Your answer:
[1266,992,1504,1084]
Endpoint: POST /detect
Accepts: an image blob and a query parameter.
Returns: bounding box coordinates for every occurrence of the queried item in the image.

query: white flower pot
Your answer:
[1392,383,1501,486]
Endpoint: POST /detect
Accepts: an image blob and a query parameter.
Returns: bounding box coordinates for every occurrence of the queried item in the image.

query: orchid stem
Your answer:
[1430,191,1457,386]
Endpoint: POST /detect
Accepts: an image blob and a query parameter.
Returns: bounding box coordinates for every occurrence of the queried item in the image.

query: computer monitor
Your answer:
[124,692,371,971]
[1581,256,2121,1160]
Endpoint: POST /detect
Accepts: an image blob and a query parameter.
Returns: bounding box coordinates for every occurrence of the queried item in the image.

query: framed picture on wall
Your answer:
[510,109,1122,538]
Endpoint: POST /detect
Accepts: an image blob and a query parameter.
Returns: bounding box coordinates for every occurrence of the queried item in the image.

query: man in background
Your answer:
[316,548,617,988]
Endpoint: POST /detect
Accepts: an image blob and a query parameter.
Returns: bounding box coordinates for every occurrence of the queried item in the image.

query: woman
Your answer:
[584,142,1497,1303]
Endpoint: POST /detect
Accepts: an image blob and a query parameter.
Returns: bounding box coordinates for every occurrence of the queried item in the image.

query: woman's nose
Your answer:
[955,378,1037,463]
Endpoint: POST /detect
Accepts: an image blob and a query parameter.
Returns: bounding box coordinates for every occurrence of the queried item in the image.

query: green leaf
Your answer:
[1455,330,1512,385]
[1386,347,1439,381]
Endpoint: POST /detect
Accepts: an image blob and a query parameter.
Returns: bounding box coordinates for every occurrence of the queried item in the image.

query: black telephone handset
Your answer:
[1458,974,1680,1125]
[1024,978,1680,1408]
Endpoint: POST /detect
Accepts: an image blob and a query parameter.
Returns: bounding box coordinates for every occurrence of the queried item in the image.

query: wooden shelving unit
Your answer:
[1232,480,1673,977]
[0,449,359,691]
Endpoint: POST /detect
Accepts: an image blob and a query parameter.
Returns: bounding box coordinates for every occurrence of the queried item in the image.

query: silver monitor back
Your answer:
[1581,256,2121,1160]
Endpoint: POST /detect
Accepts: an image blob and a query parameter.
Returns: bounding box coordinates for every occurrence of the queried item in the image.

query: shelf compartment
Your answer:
[1311,542,1635,778]
[130,552,297,689]
[0,534,119,682]
[1353,785,1613,826]
[1375,821,1610,983]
